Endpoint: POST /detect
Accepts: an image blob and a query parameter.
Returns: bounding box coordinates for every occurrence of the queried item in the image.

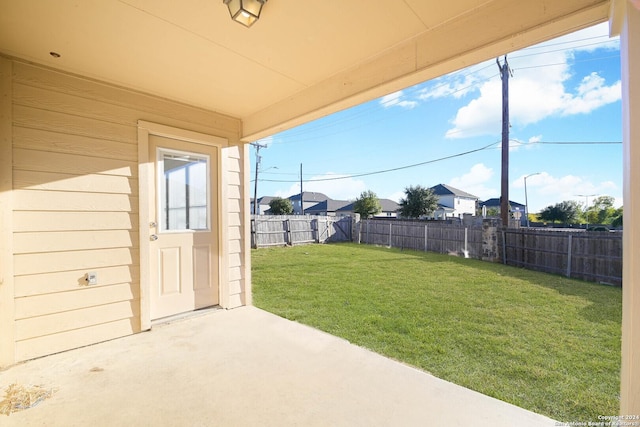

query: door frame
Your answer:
[138,121,227,330]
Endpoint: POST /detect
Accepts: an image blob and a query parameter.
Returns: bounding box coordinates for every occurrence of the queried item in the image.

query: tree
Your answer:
[398,185,439,218]
[585,195,617,225]
[353,190,382,218]
[269,197,293,215]
[538,200,581,224]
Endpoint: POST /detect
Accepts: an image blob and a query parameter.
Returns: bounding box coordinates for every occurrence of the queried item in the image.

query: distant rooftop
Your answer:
[430,184,478,199]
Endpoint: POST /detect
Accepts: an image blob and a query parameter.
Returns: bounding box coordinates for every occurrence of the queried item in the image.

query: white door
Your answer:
[149,135,219,320]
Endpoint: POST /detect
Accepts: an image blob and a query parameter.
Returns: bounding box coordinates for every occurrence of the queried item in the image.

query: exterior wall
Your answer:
[0,58,245,365]
[619,1,640,415]
[455,197,477,217]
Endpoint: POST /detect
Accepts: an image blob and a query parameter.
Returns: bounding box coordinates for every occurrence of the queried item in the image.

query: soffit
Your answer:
[0,0,610,141]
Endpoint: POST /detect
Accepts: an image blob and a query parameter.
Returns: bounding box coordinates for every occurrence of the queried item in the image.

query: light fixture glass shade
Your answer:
[224,0,265,28]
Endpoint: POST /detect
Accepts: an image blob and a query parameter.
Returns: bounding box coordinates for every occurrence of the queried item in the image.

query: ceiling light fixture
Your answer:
[223,0,267,28]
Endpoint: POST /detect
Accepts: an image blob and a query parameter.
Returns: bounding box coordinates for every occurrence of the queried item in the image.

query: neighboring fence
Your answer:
[251,215,352,248]
[358,219,484,258]
[252,215,623,286]
[357,218,623,286]
[501,228,623,286]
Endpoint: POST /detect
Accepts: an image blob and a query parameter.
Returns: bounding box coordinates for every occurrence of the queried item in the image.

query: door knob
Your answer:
[150,234,158,241]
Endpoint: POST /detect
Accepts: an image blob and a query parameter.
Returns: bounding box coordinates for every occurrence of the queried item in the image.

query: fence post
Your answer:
[389,223,393,247]
[464,227,468,256]
[352,214,360,243]
[251,218,257,249]
[501,230,507,264]
[566,234,573,278]
[286,219,292,246]
[424,224,428,252]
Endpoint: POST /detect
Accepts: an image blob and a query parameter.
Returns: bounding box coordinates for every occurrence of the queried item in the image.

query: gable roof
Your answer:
[479,198,526,209]
[430,184,478,199]
[288,192,330,203]
[305,200,352,213]
[257,196,277,204]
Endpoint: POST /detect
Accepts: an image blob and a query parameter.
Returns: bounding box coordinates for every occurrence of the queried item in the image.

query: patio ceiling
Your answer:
[0,0,610,141]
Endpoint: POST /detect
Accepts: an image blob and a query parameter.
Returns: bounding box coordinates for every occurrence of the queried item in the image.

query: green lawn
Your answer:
[251,243,622,422]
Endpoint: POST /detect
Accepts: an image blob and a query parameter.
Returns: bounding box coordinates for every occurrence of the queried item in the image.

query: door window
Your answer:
[158,149,210,231]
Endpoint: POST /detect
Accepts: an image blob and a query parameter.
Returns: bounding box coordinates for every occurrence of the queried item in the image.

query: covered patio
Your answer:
[0,307,555,426]
[0,0,638,418]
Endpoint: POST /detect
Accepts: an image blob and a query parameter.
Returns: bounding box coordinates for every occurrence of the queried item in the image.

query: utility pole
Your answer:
[251,142,267,215]
[300,163,304,215]
[497,56,511,228]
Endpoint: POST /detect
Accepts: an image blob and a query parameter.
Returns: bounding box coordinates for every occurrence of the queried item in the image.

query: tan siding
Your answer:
[14,127,137,161]
[229,239,242,255]
[13,189,138,212]
[14,230,138,254]
[227,294,243,309]
[8,60,244,363]
[14,248,138,276]
[13,105,136,144]
[16,319,138,362]
[14,211,137,232]
[14,266,139,298]
[228,225,242,241]
[16,300,140,341]
[14,148,136,176]
[12,62,241,141]
[13,170,137,194]
[15,283,138,319]
[0,57,15,366]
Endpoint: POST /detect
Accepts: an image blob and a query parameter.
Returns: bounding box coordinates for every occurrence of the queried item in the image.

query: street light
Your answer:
[575,193,597,229]
[524,172,540,228]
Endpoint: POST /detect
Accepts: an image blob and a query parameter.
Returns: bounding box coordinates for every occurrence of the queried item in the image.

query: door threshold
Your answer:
[151,306,223,328]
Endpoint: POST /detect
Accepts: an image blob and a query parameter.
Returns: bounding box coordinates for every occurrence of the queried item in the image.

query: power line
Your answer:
[258,141,500,183]
[251,139,621,182]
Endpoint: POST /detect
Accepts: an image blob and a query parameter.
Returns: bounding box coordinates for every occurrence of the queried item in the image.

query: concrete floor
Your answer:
[0,306,557,426]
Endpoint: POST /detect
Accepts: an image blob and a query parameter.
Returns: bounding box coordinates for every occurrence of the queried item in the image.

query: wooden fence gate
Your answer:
[251,215,352,248]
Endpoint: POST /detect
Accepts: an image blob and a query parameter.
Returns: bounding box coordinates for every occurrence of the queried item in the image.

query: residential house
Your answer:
[479,198,527,225]
[251,196,277,215]
[2,2,639,412]
[288,192,330,215]
[430,184,478,219]
[304,199,352,216]
[338,198,400,218]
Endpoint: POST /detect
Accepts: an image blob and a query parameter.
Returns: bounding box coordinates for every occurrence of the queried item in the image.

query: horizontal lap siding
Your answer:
[11,61,242,361]
[225,145,245,308]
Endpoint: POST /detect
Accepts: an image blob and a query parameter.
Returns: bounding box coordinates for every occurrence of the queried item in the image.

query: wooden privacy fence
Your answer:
[501,229,623,286]
[251,215,352,248]
[359,219,484,258]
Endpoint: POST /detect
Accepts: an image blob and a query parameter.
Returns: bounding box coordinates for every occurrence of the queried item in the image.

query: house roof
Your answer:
[288,192,330,203]
[0,1,609,142]
[305,200,352,213]
[479,198,526,209]
[430,184,478,199]
[257,196,277,204]
[337,198,399,213]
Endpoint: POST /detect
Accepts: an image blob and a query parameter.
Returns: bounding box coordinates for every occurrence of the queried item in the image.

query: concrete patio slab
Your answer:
[0,306,557,426]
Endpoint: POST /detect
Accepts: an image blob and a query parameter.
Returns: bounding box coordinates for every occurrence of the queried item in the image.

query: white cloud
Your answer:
[511,172,621,212]
[379,90,418,109]
[448,163,496,200]
[385,190,406,203]
[444,23,620,139]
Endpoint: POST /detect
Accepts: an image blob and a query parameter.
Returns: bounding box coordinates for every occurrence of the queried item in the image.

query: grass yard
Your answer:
[252,243,622,422]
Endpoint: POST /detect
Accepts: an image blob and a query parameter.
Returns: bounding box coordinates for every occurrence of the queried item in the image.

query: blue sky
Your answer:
[251,23,622,213]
